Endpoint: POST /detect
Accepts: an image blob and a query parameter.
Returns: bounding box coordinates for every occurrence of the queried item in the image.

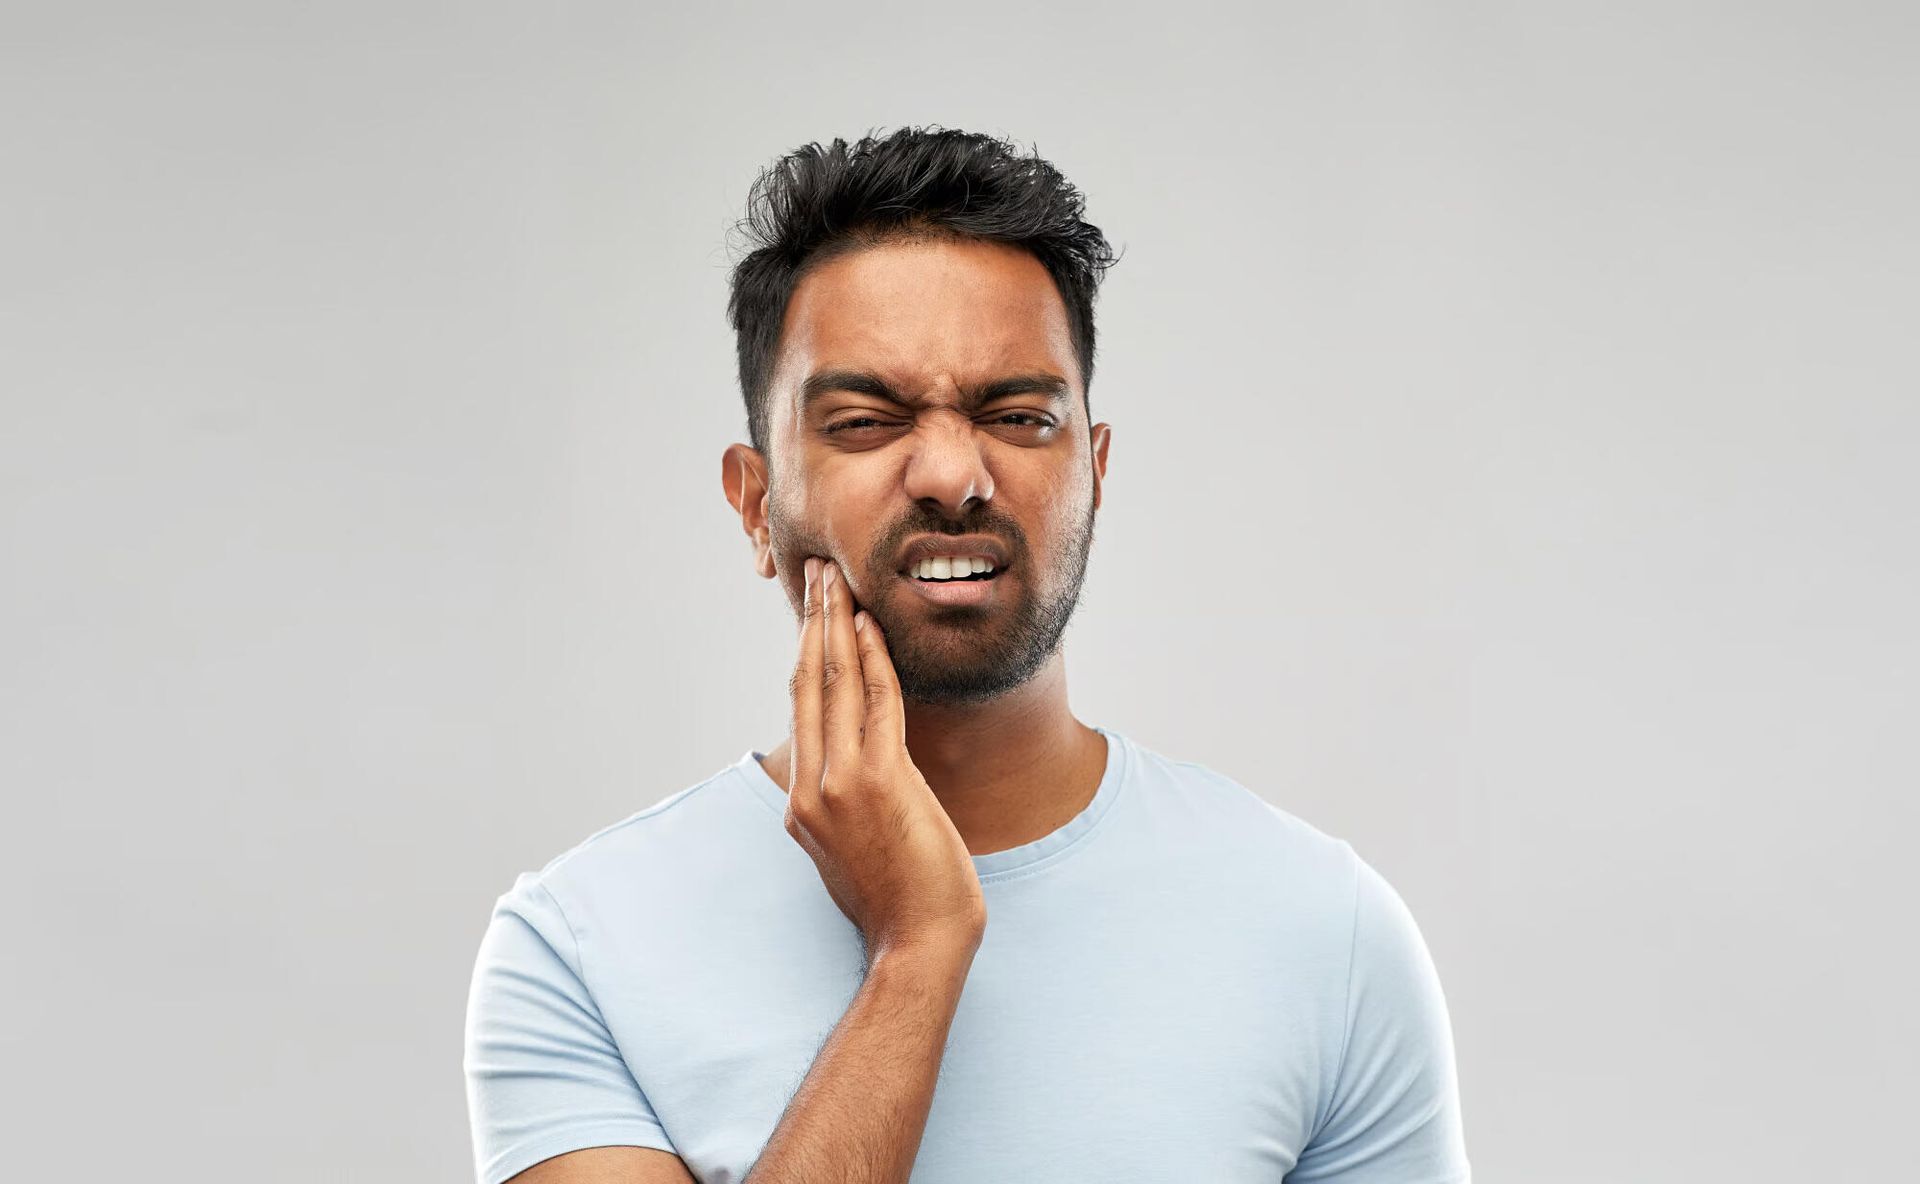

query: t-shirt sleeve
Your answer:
[1286,850,1471,1183]
[463,872,678,1184]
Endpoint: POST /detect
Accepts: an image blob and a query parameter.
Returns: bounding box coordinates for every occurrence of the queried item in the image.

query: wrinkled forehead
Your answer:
[771,237,1081,409]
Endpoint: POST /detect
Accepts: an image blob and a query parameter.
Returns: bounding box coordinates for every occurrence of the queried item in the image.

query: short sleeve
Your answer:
[1287,851,1471,1183]
[463,873,678,1184]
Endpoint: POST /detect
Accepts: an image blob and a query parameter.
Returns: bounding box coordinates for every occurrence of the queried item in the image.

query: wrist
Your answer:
[866,932,980,987]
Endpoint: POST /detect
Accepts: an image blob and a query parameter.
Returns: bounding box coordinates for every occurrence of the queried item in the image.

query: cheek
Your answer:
[771,485,874,573]
[1029,470,1096,563]
[763,495,825,579]
[1031,461,1092,521]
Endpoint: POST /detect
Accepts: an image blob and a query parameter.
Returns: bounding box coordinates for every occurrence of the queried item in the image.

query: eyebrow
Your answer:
[800,368,1073,413]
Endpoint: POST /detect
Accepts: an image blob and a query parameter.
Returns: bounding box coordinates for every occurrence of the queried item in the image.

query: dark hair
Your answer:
[725,125,1120,456]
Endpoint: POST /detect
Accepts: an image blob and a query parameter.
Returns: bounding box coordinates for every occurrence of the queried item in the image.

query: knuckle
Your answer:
[820,659,850,689]
[816,773,843,806]
[816,762,858,805]
[785,796,818,833]
[787,664,811,698]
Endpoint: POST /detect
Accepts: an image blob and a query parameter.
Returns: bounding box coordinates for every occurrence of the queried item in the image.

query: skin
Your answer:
[720,234,1113,857]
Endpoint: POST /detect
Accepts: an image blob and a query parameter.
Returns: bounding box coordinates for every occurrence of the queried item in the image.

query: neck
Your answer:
[758,650,1109,856]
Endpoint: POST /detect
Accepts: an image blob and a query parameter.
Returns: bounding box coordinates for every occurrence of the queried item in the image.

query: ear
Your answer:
[721,442,776,579]
[1089,421,1111,512]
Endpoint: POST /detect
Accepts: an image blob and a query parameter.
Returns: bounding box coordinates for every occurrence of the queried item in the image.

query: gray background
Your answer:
[4,3,1914,1181]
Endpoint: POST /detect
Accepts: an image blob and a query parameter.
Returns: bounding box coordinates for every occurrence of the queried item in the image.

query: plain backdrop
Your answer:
[3,3,1914,1181]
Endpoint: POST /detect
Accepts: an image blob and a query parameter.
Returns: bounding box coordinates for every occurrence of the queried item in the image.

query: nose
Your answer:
[900,406,995,518]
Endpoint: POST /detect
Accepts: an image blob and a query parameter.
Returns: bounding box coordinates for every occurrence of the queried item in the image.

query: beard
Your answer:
[772,490,1098,707]
[883,496,1096,706]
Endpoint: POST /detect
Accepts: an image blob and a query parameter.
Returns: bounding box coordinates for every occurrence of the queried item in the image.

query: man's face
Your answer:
[725,235,1112,706]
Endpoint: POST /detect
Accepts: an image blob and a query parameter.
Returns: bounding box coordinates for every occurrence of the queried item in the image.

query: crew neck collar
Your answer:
[733,725,1129,883]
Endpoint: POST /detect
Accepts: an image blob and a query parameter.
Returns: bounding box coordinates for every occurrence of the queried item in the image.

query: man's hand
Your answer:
[784,556,987,960]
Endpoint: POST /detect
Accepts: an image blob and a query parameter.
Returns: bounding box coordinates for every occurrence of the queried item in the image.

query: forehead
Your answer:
[772,236,1079,398]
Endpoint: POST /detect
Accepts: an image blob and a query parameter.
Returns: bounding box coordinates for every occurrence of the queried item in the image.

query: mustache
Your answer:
[872,515,1026,565]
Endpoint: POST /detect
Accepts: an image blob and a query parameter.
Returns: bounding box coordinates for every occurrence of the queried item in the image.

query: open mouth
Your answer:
[913,568,997,583]
[898,558,1007,583]
[895,557,1009,605]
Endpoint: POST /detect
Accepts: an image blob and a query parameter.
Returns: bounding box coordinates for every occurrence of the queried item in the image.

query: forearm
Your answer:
[743,940,977,1184]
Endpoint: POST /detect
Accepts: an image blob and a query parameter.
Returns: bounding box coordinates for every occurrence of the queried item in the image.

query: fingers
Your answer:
[787,556,824,795]
[819,560,864,774]
[852,607,905,755]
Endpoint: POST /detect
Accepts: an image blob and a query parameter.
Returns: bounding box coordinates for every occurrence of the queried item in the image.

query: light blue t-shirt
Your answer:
[464,726,1470,1183]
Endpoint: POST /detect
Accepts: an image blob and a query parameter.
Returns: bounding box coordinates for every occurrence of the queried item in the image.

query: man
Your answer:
[465,126,1471,1184]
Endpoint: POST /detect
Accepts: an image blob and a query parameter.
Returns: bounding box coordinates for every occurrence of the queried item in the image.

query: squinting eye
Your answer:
[824,413,1055,435]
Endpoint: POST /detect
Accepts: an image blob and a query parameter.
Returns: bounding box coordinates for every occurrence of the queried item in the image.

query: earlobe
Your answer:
[753,517,775,579]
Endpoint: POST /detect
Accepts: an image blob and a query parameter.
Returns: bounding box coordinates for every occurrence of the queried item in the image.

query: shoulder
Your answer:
[1111,731,1365,921]
[1119,730,1360,875]
[505,756,774,916]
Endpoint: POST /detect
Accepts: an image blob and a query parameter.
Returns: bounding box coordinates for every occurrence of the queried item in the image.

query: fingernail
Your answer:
[804,557,818,586]
[854,610,867,633]
[822,562,837,591]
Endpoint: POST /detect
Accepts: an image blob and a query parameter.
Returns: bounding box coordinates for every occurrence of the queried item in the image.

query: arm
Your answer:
[734,556,987,1182]
[743,937,978,1183]
[500,930,976,1184]
[508,1148,694,1184]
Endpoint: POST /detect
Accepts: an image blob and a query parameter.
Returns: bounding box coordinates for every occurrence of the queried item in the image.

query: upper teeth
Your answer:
[911,556,995,580]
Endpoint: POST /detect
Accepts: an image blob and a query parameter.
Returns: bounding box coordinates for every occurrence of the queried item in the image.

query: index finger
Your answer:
[819,560,864,774]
